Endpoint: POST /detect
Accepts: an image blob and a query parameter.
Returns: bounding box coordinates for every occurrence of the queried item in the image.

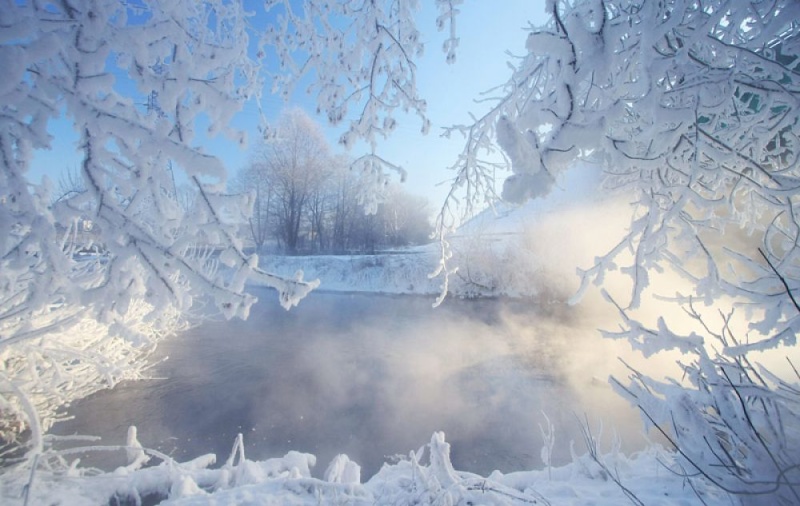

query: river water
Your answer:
[51,289,648,479]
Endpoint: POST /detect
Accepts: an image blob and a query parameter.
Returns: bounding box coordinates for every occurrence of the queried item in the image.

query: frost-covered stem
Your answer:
[435,0,462,63]
[22,454,39,506]
[351,153,408,183]
[788,358,800,381]
[456,265,494,293]
[577,415,644,506]
[539,411,555,481]
[50,444,179,468]
[552,0,576,70]
[429,226,455,308]
[720,367,800,502]
[225,433,246,468]
[758,248,800,314]
[0,308,87,351]
[462,478,548,504]
[634,401,727,489]
[0,371,43,468]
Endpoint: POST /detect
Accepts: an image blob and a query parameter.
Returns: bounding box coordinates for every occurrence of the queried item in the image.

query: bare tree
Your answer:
[328,157,364,253]
[239,140,433,255]
[379,185,432,248]
[251,109,331,254]
[232,163,273,252]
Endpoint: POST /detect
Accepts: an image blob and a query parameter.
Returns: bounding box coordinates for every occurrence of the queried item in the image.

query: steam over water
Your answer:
[52,289,650,479]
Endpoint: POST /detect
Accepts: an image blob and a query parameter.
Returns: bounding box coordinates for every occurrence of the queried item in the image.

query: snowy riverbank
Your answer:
[256,249,443,296]
[8,431,727,505]
[252,197,603,301]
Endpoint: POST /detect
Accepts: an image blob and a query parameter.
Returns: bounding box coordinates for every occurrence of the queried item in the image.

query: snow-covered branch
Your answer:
[432,1,800,501]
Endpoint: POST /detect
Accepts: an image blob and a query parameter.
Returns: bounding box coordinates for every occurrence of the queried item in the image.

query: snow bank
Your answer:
[255,241,550,301]
[6,431,728,505]
[258,251,441,296]
[253,207,557,301]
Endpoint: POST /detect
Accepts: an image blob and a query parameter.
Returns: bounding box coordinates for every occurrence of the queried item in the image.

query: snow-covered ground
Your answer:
[8,431,726,505]
[258,249,442,296]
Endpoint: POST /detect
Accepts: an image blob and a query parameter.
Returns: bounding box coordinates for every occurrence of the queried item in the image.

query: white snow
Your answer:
[6,431,729,506]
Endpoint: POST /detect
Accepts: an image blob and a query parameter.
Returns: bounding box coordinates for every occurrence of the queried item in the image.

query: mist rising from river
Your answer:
[51,286,665,479]
[52,195,695,479]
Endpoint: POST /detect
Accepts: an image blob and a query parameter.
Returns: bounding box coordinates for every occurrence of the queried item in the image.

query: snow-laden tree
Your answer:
[248,108,331,254]
[1,0,463,471]
[377,184,432,248]
[233,162,273,253]
[435,0,800,501]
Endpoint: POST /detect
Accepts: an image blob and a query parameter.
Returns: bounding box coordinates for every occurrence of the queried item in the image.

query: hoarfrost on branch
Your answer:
[434,0,800,500]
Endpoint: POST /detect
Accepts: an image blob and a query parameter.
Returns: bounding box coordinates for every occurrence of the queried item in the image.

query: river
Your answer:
[51,289,648,479]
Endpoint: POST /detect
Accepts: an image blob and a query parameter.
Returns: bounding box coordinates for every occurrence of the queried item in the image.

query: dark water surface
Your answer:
[51,290,646,478]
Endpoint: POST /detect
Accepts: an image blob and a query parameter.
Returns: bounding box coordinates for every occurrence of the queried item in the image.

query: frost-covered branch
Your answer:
[437,0,800,347]
[429,1,800,501]
[262,0,431,151]
[261,0,462,198]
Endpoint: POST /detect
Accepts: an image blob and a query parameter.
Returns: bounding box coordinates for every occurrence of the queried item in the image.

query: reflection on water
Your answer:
[51,289,648,478]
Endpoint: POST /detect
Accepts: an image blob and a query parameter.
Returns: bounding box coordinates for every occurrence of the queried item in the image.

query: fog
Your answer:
[53,290,658,479]
[52,192,765,480]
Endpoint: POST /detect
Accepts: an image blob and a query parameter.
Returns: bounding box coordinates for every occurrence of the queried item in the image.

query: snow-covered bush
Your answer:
[609,304,800,503]
[5,427,738,505]
[448,219,547,299]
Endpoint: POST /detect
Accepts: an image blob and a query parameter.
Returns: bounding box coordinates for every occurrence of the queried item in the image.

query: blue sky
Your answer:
[29,2,549,208]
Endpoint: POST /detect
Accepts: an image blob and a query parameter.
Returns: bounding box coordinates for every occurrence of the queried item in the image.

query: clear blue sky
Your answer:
[28,2,550,209]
